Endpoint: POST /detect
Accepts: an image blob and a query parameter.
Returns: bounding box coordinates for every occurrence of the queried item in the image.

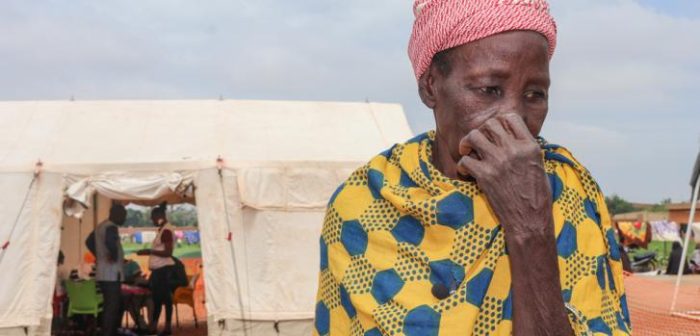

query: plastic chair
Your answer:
[173,273,199,328]
[65,279,103,317]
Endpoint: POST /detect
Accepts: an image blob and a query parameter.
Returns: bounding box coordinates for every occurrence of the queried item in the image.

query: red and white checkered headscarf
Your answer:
[408,0,557,80]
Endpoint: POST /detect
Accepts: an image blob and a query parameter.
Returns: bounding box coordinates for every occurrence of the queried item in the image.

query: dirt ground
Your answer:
[626,274,700,335]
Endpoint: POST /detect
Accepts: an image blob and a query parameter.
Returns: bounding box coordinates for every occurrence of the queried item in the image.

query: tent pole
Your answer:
[78,218,82,268]
[93,193,98,230]
[671,176,700,312]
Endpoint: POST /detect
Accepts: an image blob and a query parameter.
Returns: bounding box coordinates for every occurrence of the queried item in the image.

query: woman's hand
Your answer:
[457,112,552,237]
[136,249,151,256]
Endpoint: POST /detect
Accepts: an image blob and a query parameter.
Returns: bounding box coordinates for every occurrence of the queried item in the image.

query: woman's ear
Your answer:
[418,67,438,109]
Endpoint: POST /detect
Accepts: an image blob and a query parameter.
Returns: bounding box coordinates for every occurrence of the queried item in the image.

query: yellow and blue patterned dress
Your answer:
[314,131,631,336]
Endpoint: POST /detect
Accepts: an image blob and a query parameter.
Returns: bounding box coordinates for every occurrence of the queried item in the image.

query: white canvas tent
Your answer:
[0,100,413,335]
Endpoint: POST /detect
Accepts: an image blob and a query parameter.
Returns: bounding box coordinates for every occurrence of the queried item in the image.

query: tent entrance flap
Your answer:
[63,171,195,217]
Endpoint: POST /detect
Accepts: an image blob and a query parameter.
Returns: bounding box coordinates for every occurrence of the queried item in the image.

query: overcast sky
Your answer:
[0,0,698,203]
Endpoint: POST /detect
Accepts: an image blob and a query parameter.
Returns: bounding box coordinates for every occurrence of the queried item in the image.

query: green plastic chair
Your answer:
[65,279,104,317]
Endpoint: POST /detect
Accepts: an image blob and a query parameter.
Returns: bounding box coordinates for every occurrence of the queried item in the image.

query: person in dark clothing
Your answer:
[137,202,175,336]
[667,241,692,275]
[86,204,127,336]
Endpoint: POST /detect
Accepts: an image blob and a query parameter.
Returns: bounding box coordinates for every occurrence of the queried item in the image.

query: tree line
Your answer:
[604,194,673,216]
[125,205,198,227]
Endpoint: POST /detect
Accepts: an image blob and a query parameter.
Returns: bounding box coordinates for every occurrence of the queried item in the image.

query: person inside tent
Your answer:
[314,0,630,335]
[137,202,175,336]
[53,250,68,329]
[86,203,127,336]
[121,258,152,334]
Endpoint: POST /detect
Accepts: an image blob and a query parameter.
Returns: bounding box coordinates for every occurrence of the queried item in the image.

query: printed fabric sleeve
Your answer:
[569,168,632,335]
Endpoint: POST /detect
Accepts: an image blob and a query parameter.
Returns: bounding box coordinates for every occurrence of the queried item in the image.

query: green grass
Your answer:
[629,240,694,269]
[122,242,201,259]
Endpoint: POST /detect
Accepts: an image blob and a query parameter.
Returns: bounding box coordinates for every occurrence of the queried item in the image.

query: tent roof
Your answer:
[0,100,413,171]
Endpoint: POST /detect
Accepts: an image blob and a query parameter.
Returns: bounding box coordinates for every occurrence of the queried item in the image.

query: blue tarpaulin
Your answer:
[134,232,143,244]
[184,231,200,244]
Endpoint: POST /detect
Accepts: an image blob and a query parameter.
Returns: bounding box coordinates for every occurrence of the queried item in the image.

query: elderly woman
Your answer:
[313,0,630,335]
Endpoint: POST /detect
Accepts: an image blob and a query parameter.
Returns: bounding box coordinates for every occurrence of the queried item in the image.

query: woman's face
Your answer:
[425,31,551,163]
[151,214,164,226]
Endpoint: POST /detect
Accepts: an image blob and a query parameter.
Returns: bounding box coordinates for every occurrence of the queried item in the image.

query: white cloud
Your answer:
[0,0,697,202]
[550,0,700,116]
[544,0,700,201]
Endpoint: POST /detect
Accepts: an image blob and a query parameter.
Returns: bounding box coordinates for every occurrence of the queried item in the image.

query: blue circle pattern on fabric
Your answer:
[428,259,465,291]
[556,221,577,258]
[588,317,612,334]
[400,170,419,188]
[315,302,330,335]
[419,160,431,181]
[436,192,474,229]
[606,228,621,261]
[548,173,563,202]
[315,133,631,335]
[364,328,383,336]
[341,220,368,256]
[562,289,572,303]
[371,269,405,305]
[502,291,513,320]
[620,294,631,326]
[320,237,329,271]
[605,258,616,292]
[328,183,345,207]
[466,268,494,307]
[339,284,357,319]
[404,305,440,336]
[368,169,385,200]
[616,312,629,333]
[584,199,601,225]
[391,215,425,245]
[596,256,607,290]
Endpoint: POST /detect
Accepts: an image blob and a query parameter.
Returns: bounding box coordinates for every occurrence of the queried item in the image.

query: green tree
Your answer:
[125,208,149,227]
[124,204,198,227]
[649,198,672,212]
[605,194,637,215]
[168,205,198,227]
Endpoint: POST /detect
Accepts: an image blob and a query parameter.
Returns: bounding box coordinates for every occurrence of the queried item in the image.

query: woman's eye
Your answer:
[525,90,548,100]
[479,86,501,96]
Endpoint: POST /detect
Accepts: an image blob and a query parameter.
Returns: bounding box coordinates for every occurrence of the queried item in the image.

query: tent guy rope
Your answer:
[0,161,42,265]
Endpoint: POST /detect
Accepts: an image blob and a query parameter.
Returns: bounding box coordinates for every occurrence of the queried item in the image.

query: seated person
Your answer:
[667,242,691,275]
[689,248,700,273]
[76,252,97,280]
[124,259,149,287]
[53,251,68,330]
[122,259,152,333]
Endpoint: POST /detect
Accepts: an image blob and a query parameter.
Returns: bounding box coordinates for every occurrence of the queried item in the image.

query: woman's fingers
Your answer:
[500,113,535,141]
[480,117,509,146]
[457,153,486,178]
